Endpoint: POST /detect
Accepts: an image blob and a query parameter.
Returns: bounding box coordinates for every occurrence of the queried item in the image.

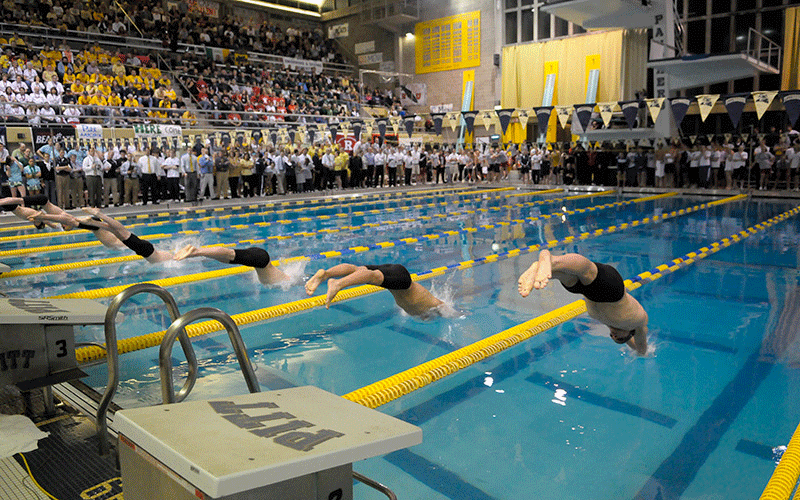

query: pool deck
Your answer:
[1,181,799,499]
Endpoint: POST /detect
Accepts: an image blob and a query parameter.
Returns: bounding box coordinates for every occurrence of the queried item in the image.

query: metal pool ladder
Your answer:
[97,283,199,455]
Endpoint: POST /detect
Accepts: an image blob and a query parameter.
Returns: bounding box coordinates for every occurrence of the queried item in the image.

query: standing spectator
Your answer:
[138,147,160,205]
[213,150,231,199]
[102,149,120,207]
[162,149,181,201]
[83,146,103,208]
[181,148,199,202]
[198,147,215,199]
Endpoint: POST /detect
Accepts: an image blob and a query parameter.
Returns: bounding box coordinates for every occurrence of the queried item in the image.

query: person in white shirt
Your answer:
[786,140,799,191]
[180,149,199,202]
[63,104,81,124]
[83,147,104,208]
[30,77,45,95]
[727,144,746,190]
[409,146,421,185]
[531,148,542,184]
[45,75,64,95]
[321,147,336,191]
[29,89,47,106]
[46,88,62,108]
[373,147,386,188]
[753,139,774,190]
[445,148,459,183]
[38,103,58,123]
[386,147,400,187]
[23,63,38,83]
[137,147,161,205]
[162,149,181,201]
[271,149,286,195]
[26,104,41,125]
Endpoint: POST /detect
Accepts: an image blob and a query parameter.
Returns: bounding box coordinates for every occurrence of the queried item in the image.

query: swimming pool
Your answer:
[2,189,798,499]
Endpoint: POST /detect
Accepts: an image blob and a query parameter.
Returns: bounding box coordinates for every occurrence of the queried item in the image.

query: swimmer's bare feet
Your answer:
[305,269,325,296]
[25,210,44,222]
[518,261,539,297]
[174,244,199,260]
[533,253,552,290]
[325,278,342,308]
[81,206,100,216]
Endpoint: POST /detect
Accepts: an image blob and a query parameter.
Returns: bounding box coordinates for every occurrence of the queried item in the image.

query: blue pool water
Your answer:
[2,189,799,499]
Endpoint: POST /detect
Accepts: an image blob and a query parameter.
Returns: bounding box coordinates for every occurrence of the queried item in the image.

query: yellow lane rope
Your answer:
[342,203,800,409]
[49,192,681,297]
[0,233,171,259]
[0,185,473,234]
[2,189,617,276]
[71,193,745,362]
[760,420,800,499]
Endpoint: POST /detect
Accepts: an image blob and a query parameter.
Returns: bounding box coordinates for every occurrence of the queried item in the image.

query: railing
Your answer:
[353,471,398,500]
[159,307,259,404]
[97,283,198,455]
[745,27,782,71]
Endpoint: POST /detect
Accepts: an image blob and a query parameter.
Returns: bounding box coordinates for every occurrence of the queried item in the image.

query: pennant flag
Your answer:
[317,123,327,131]
[688,135,697,145]
[308,128,316,143]
[445,112,460,132]
[741,133,749,142]
[670,97,693,129]
[706,134,715,143]
[288,129,296,144]
[752,90,778,120]
[638,138,651,147]
[555,106,572,129]
[645,98,665,123]
[573,104,595,132]
[431,113,445,136]
[597,102,616,128]
[352,121,362,141]
[376,118,388,143]
[495,108,515,135]
[390,116,401,135]
[618,100,640,129]
[461,111,479,134]
[403,115,416,138]
[696,94,719,123]
[723,93,748,129]
[364,120,374,139]
[780,91,800,127]
[517,109,531,131]
[534,107,553,135]
[339,121,349,138]
[480,111,495,130]
[724,133,732,143]
[328,124,338,142]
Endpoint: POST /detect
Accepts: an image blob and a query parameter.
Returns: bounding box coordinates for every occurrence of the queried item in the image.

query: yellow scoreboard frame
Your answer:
[415,11,481,74]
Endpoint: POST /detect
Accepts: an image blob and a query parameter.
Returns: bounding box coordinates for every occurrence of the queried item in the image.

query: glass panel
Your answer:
[521,9,534,42]
[711,0,731,14]
[760,10,783,45]
[538,12,551,40]
[521,0,533,5]
[759,73,781,91]
[733,77,754,93]
[736,0,757,10]
[687,20,707,54]
[735,13,756,52]
[710,17,731,53]
[687,0,706,17]
[573,24,586,34]
[555,16,569,37]
[506,0,518,9]
[709,82,729,94]
[506,11,518,45]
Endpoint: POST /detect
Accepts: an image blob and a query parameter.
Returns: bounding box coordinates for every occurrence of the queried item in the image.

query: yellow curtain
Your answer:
[782,6,800,90]
[501,29,647,108]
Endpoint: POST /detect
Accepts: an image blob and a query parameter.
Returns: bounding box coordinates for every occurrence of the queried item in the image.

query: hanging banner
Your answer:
[269,130,278,145]
[723,93,748,129]
[328,124,338,143]
[339,121,349,138]
[363,119,374,139]
[281,57,323,75]
[352,121,362,141]
[696,94,719,123]
[75,124,103,140]
[389,116,401,135]
[724,133,732,143]
[688,135,697,145]
[307,128,316,144]
[618,100,640,129]
[752,90,778,120]
[597,102,616,128]
[555,106,572,129]
[495,108,515,135]
[133,123,183,138]
[431,113,445,136]
[403,115,416,138]
[461,110,479,135]
[446,112,460,132]
[376,118,388,142]
[780,91,800,127]
[479,111,494,130]
[670,97,693,129]
[32,126,75,149]
[644,98,665,124]
[517,109,531,131]
[573,104,594,133]
[534,107,553,134]
[288,129,296,144]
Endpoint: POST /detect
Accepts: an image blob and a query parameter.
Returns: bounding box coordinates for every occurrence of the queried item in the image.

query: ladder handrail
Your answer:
[97,283,198,455]
[159,307,260,404]
[353,471,398,500]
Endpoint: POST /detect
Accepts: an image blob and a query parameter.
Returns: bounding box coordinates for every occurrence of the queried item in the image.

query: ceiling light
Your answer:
[235,0,322,17]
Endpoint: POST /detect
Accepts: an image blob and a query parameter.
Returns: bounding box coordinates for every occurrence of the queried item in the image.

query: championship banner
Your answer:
[573,104,594,133]
[688,135,697,145]
[752,90,778,120]
[555,106,572,129]
[389,116,401,135]
[480,111,495,130]
[431,113,445,136]
[618,100,640,129]
[269,130,278,146]
[288,129,296,144]
[597,102,616,128]
[495,108,515,135]
[517,109,531,131]
[352,121,362,141]
[534,107,553,134]
[242,130,251,146]
[307,128,316,144]
[696,94,719,123]
[403,115,416,138]
[670,97,693,129]
[220,131,231,148]
[645,98,665,124]
[32,126,75,149]
[461,111,479,135]
[251,130,261,145]
[363,119,374,139]
[724,133,732,143]
[780,91,800,127]
[235,131,245,146]
[328,124,338,144]
[723,93,748,129]
[376,118,388,143]
[445,111,460,132]
[75,124,103,140]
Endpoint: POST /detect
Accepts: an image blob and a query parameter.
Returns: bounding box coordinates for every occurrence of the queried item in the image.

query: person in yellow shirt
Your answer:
[70,81,85,94]
[158,76,171,88]
[108,92,122,107]
[8,34,25,46]
[163,87,177,100]
[144,77,156,92]
[76,71,90,84]
[97,81,111,96]
[42,64,57,83]
[73,60,86,74]
[111,60,125,78]
[63,71,76,84]
[123,94,140,108]
[97,51,110,65]
[334,149,349,189]
[158,98,172,110]
[84,82,98,95]
[0,37,7,47]
[127,72,143,90]
[114,74,126,88]
[181,109,197,126]
[30,56,43,72]
[149,67,161,80]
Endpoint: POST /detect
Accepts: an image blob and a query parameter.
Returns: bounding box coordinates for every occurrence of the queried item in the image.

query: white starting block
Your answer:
[0,298,106,390]
[115,386,422,500]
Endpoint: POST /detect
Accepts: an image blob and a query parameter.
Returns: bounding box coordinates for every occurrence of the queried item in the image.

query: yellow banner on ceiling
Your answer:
[597,102,617,128]
[517,109,531,131]
[645,97,665,123]
[555,105,573,129]
[752,90,778,120]
[696,94,719,123]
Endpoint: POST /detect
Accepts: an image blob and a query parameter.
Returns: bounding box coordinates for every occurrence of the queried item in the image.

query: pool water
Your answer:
[2,190,798,499]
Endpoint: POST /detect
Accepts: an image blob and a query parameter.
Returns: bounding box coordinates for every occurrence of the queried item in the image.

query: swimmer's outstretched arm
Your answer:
[628,317,648,356]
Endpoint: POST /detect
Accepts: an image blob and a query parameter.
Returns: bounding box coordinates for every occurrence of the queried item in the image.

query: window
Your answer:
[760,10,783,46]
[711,0,731,14]
[538,12,551,40]
[736,0,756,11]
[573,24,586,35]
[687,20,706,54]
[555,16,569,37]
[521,0,533,5]
[710,17,731,54]
[506,0,518,8]
[687,0,706,18]
[733,77,753,93]
[735,13,756,52]
[506,11,518,45]
[759,73,781,91]
[709,82,729,94]
[521,8,534,42]
[761,0,783,6]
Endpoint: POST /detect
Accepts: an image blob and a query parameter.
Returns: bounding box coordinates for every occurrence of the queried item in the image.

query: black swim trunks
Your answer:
[366,264,412,290]
[230,247,271,268]
[562,262,625,303]
[121,233,155,258]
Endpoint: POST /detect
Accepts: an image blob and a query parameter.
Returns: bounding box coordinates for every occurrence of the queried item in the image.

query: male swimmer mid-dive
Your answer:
[174,245,289,285]
[305,263,448,318]
[518,250,649,355]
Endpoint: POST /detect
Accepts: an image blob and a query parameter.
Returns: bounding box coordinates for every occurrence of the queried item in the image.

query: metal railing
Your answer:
[353,471,398,500]
[745,27,782,71]
[97,283,198,455]
[159,307,259,404]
